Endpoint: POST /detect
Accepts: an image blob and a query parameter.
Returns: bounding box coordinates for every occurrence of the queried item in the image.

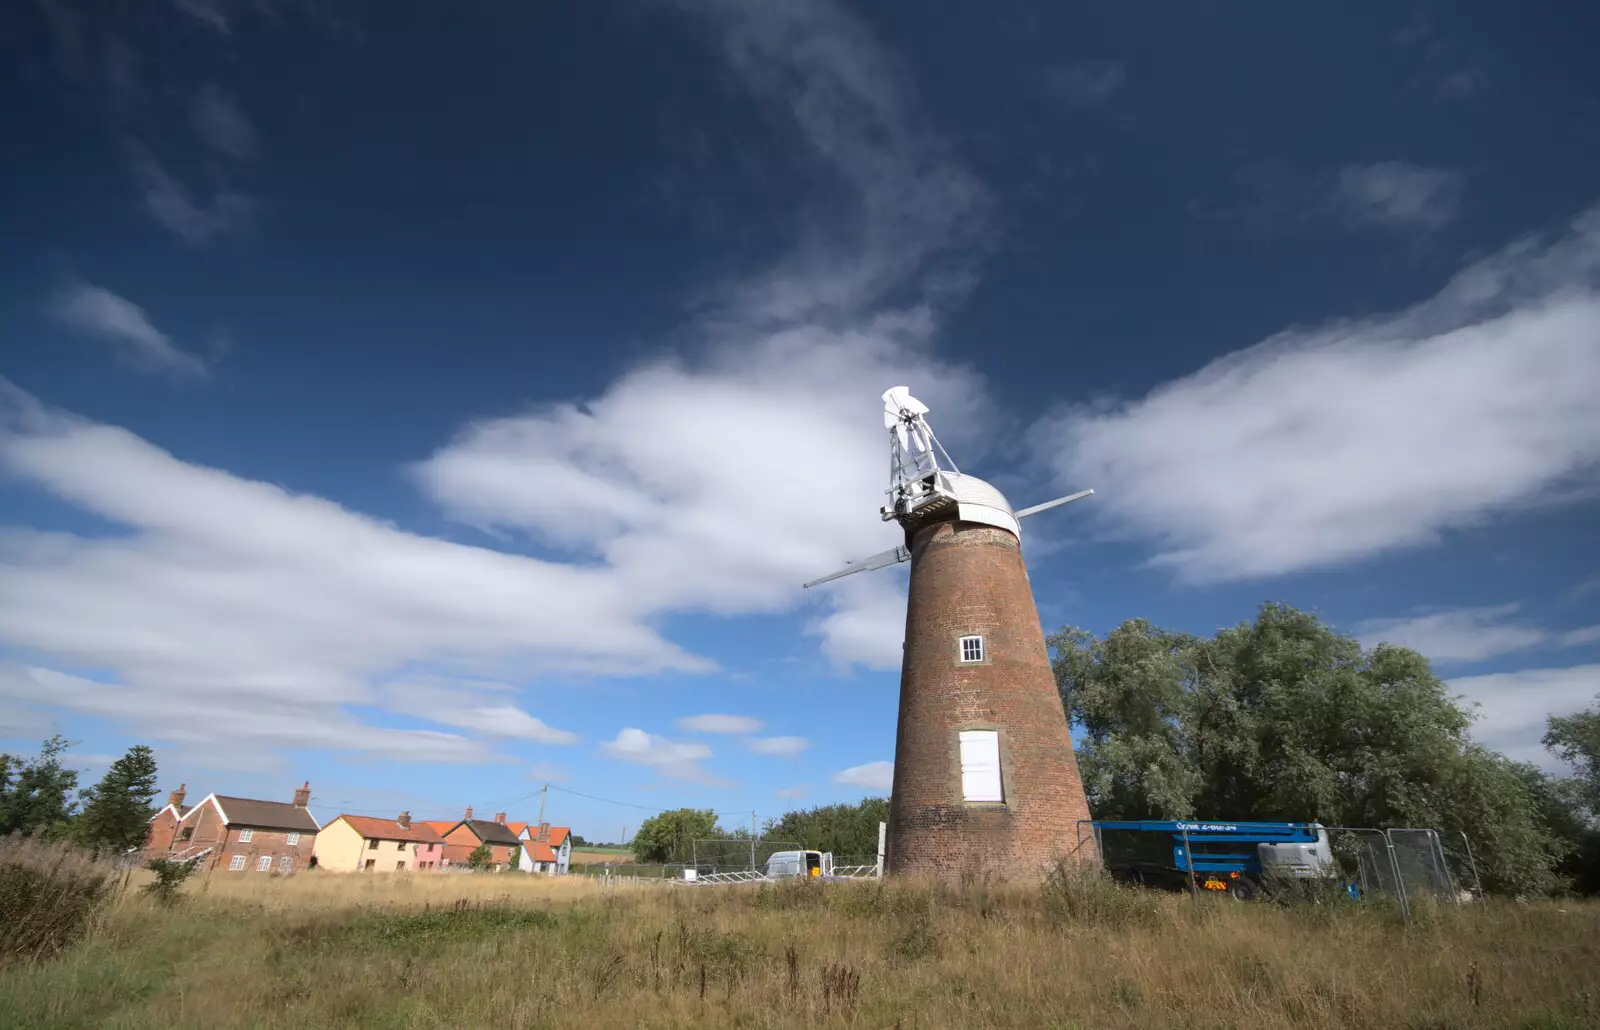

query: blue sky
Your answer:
[2,1,1598,842]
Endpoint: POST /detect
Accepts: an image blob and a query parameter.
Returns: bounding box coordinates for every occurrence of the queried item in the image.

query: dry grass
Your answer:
[1,866,1597,1029]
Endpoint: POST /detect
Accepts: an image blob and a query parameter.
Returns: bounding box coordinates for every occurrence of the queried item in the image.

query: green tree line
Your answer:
[1050,602,1600,896]
[0,736,161,856]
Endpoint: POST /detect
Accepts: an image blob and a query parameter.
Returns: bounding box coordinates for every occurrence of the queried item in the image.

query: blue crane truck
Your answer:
[1091,820,1346,901]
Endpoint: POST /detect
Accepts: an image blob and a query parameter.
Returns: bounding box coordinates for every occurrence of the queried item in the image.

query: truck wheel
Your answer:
[1228,877,1258,902]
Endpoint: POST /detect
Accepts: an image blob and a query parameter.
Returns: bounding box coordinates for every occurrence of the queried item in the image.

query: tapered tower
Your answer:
[805,388,1097,879]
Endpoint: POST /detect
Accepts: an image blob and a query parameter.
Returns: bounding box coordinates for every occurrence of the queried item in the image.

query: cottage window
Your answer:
[286,832,300,846]
[958,730,1003,803]
[229,855,246,871]
[180,827,194,841]
[279,856,293,873]
[397,861,406,871]
[958,635,985,663]
[256,855,272,872]
[238,828,254,843]
[368,838,379,850]
[364,859,376,870]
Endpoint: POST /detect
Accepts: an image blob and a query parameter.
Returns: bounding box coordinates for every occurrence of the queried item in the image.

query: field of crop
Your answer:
[2,865,1597,1030]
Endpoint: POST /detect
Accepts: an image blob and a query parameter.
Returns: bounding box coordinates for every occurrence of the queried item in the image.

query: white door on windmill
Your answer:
[958,730,1004,802]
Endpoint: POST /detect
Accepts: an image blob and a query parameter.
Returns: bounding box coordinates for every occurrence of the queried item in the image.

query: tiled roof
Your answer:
[527,842,559,863]
[337,815,444,844]
[214,796,320,833]
[420,820,459,836]
[462,819,521,846]
[442,842,479,865]
[507,823,570,847]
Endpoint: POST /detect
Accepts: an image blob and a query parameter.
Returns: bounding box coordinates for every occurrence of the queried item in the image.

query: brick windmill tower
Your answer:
[805,387,1097,880]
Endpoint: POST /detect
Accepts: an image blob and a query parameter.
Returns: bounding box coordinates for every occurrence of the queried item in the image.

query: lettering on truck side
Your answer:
[1175,823,1240,832]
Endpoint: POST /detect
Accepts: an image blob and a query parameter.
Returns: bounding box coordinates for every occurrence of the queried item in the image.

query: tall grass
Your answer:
[0,833,125,964]
[1,865,1597,1028]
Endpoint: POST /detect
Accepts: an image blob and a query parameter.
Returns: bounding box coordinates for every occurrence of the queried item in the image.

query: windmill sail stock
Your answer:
[803,387,1094,591]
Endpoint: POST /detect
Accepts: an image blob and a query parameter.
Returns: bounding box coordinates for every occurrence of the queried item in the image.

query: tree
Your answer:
[631,808,719,863]
[1545,697,1600,815]
[467,842,493,869]
[75,745,160,854]
[505,844,522,871]
[764,798,888,858]
[1543,697,1600,895]
[0,735,82,838]
[1050,603,1573,895]
[571,833,590,847]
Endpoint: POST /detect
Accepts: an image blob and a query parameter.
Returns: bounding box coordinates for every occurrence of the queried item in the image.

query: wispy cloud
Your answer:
[832,760,893,793]
[1447,664,1600,768]
[599,728,723,785]
[127,144,255,247]
[190,82,259,161]
[747,735,808,758]
[1039,60,1126,108]
[1336,162,1462,231]
[673,0,987,325]
[1357,604,1600,664]
[1198,159,1463,237]
[677,714,764,734]
[48,281,209,377]
[1390,11,1490,104]
[172,0,230,34]
[1039,205,1600,582]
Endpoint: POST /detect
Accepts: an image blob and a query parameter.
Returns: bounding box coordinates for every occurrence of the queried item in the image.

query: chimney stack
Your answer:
[397,811,411,829]
[537,822,550,842]
[168,784,187,809]
[292,781,311,807]
[494,811,507,824]
[464,806,474,820]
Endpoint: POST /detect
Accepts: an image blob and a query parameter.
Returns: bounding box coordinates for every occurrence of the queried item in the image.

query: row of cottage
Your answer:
[143,782,572,875]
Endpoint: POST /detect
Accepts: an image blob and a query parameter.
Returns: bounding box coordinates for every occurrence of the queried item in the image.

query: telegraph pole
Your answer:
[750,810,757,872]
[536,783,547,826]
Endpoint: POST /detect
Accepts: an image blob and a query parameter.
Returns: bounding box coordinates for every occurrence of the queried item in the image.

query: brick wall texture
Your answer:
[886,519,1098,881]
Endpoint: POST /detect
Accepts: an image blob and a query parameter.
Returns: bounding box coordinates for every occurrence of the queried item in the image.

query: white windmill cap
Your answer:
[939,471,1020,538]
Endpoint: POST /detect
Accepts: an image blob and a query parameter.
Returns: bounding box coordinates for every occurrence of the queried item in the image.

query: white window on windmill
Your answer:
[958,634,985,663]
[958,730,1004,803]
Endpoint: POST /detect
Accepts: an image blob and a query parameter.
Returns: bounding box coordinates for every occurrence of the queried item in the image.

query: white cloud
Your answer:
[677,714,764,734]
[1040,205,1600,583]
[747,735,808,758]
[1448,664,1600,768]
[832,760,893,793]
[0,666,494,767]
[191,82,259,161]
[49,282,209,377]
[1357,604,1600,664]
[1336,161,1462,230]
[127,144,255,247]
[384,680,578,744]
[0,384,705,766]
[1040,60,1127,107]
[599,728,721,784]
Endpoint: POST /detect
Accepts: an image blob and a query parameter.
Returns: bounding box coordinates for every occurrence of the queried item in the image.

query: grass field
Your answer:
[2,867,1597,1029]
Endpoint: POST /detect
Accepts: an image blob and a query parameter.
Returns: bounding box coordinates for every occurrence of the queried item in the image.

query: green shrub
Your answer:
[142,857,199,904]
[0,832,120,963]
